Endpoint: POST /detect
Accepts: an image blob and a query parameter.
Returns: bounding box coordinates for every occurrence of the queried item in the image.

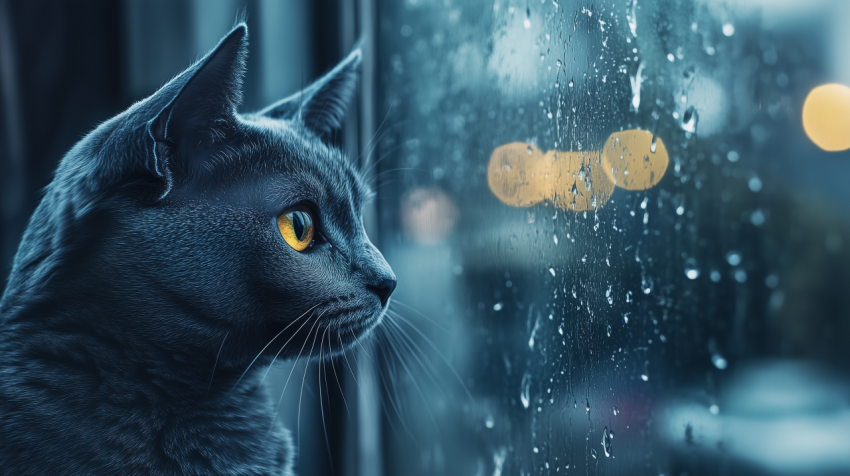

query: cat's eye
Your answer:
[277,206,315,252]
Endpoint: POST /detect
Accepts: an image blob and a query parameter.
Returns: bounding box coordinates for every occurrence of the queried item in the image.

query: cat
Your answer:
[0,23,395,475]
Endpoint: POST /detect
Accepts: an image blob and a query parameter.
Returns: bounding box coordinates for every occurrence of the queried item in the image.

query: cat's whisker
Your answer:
[354,330,417,441]
[349,330,410,441]
[230,303,320,393]
[360,121,411,177]
[391,299,452,334]
[329,331,351,419]
[389,311,474,403]
[338,334,361,391]
[255,307,322,390]
[357,103,396,170]
[269,310,326,430]
[383,313,445,395]
[206,330,230,396]
[296,321,324,450]
[317,327,336,476]
[379,320,439,433]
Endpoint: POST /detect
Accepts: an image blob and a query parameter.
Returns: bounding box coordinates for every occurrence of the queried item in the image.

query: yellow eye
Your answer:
[277,207,315,252]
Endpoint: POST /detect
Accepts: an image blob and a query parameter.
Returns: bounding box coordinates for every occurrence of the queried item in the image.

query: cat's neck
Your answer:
[1,279,249,405]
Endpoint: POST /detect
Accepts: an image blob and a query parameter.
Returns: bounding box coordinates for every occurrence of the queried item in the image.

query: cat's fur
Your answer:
[0,24,395,475]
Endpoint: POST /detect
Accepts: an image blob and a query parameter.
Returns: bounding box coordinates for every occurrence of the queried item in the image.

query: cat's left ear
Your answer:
[147,24,248,187]
[258,46,361,140]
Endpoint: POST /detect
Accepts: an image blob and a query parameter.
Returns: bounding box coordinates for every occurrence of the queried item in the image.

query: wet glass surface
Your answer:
[370,1,850,474]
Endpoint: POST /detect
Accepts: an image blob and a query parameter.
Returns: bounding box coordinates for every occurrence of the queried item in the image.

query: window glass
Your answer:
[373,1,850,474]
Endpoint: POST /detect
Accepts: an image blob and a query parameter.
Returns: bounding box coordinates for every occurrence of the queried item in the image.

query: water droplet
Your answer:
[586,400,591,413]
[650,136,657,153]
[493,302,503,311]
[748,177,762,192]
[726,251,742,266]
[526,144,534,155]
[520,372,531,409]
[709,404,720,415]
[684,258,700,280]
[606,285,613,304]
[553,234,558,245]
[681,106,698,132]
[549,267,556,277]
[676,205,685,215]
[606,325,612,337]
[722,23,735,36]
[630,63,645,111]
[623,312,630,323]
[711,354,728,369]
[568,78,574,87]
[667,53,675,62]
[485,415,494,428]
[601,426,613,457]
[734,269,747,283]
[556,59,562,67]
[533,446,539,453]
[627,0,638,37]
[641,374,649,381]
[640,197,648,209]
[528,314,540,350]
[523,18,531,29]
[710,270,721,282]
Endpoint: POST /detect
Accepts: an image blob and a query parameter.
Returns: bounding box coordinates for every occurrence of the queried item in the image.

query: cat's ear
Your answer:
[147,24,247,186]
[258,46,361,140]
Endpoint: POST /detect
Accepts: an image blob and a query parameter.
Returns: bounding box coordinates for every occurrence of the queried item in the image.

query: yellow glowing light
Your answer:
[487,143,551,208]
[487,143,614,212]
[601,129,669,190]
[802,83,850,152]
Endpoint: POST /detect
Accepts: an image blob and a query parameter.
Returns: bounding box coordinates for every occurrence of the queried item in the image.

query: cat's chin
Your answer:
[317,304,386,352]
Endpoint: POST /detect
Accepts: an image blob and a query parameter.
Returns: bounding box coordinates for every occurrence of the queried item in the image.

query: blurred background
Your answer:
[2,0,850,475]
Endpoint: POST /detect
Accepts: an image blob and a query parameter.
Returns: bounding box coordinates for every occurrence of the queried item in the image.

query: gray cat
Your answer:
[0,23,395,475]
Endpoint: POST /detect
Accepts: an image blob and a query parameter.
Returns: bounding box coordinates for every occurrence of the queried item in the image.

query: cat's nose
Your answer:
[368,278,397,307]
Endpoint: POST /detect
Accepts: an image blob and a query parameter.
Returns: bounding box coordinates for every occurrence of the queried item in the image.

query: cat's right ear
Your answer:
[146,24,248,195]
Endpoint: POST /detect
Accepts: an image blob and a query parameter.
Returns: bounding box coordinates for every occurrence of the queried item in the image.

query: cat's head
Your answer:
[5,24,394,369]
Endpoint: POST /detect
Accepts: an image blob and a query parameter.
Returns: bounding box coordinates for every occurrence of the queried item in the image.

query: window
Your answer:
[370,1,850,475]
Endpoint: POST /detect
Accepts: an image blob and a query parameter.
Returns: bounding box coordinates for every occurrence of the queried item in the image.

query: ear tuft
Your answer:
[259,46,361,139]
[147,24,248,188]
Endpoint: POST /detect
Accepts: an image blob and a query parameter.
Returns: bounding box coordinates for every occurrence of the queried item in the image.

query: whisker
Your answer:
[357,103,395,169]
[269,310,325,428]
[383,314,444,395]
[380,321,439,433]
[391,300,452,334]
[297,319,324,448]
[256,307,322,390]
[207,330,230,396]
[329,332,351,419]
[350,330,409,441]
[230,303,320,392]
[391,311,474,402]
[317,327,335,476]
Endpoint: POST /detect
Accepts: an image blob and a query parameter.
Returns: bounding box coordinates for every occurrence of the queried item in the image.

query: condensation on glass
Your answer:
[370,1,850,475]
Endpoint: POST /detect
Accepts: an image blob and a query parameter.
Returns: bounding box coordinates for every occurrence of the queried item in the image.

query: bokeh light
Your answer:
[487,143,614,212]
[601,129,669,190]
[401,188,459,245]
[488,132,668,212]
[802,84,850,152]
